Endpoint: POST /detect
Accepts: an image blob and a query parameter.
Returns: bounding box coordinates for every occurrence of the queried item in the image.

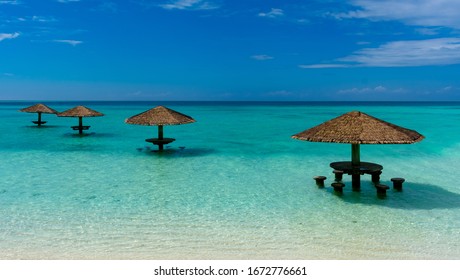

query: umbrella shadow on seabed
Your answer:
[135,146,216,158]
[328,181,460,210]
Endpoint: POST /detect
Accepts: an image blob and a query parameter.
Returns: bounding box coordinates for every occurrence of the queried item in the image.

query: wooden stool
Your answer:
[333,170,344,181]
[375,184,390,196]
[313,176,326,187]
[331,182,345,193]
[370,170,382,183]
[391,178,405,191]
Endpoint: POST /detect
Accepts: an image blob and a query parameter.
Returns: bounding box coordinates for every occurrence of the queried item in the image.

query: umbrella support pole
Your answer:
[78,117,83,135]
[351,144,361,191]
[145,126,175,151]
[158,125,164,151]
[33,113,47,126]
[351,173,361,191]
[37,113,42,126]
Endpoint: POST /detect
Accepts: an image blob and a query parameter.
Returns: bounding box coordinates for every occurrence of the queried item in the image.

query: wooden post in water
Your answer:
[37,112,42,126]
[78,116,83,135]
[158,125,164,151]
[351,143,361,191]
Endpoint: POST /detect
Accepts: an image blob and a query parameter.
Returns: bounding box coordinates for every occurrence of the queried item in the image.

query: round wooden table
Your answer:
[145,138,175,151]
[330,161,383,190]
[330,161,383,175]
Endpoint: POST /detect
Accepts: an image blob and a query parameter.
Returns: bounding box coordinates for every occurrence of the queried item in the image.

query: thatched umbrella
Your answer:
[292,111,424,189]
[57,105,104,135]
[125,105,195,151]
[19,103,58,126]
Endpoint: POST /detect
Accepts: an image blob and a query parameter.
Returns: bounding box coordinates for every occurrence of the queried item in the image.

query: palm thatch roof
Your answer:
[292,111,424,144]
[57,106,104,117]
[125,105,195,126]
[20,103,58,114]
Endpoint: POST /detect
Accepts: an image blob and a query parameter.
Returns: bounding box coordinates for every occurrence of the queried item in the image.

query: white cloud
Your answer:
[311,2,460,68]
[337,86,388,95]
[251,54,274,61]
[340,38,460,67]
[8,16,57,23]
[0,0,21,4]
[443,86,453,91]
[159,0,219,10]
[339,0,460,30]
[415,28,441,36]
[57,0,80,3]
[373,85,387,92]
[258,8,284,18]
[93,2,118,13]
[437,86,456,93]
[299,64,349,69]
[296,19,310,24]
[302,38,460,68]
[53,39,83,46]
[0,32,19,42]
[337,86,410,97]
[31,16,57,23]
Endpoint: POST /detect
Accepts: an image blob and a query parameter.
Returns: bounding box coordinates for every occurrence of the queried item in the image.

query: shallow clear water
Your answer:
[1,101,459,259]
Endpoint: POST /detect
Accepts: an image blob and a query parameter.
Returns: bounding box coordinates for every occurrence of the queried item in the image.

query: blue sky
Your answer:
[1,0,460,101]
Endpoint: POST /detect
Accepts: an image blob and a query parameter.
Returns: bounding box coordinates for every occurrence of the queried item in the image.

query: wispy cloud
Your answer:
[309,1,460,68]
[337,86,410,98]
[437,86,454,93]
[301,38,460,68]
[31,16,58,23]
[57,0,80,3]
[92,1,118,13]
[98,2,118,13]
[296,19,310,24]
[0,0,21,4]
[338,0,460,30]
[6,16,57,23]
[159,0,219,10]
[338,86,388,95]
[251,54,274,61]
[258,8,284,18]
[53,39,83,46]
[341,38,460,67]
[415,28,441,36]
[299,64,349,69]
[0,32,19,42]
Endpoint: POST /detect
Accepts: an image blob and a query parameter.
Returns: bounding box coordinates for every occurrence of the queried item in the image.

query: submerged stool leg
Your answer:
[331,182,345,193]
[371,171,382,183]
[375,184,390,198]
[391,178,405,191]
[313,176,326,187]
[333,170,344,181]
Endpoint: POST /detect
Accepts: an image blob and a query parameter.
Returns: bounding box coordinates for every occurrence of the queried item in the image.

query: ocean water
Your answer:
[1,101,459,260]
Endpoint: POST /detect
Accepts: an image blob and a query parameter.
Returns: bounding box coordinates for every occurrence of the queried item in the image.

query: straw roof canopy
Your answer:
[125,105,195,126]
[292,111,424,144]
[57,106,104,117]
[20,103,58,114]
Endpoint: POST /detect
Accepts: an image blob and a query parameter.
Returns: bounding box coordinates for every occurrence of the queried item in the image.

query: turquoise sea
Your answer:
[1,101,459,259]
